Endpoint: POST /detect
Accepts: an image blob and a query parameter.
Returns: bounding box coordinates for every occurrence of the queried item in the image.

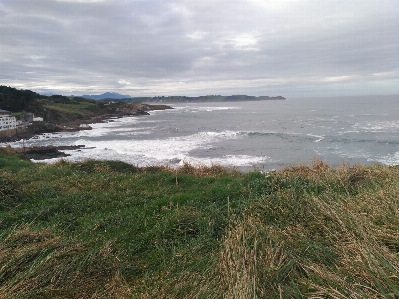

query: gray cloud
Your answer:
[0,0,398,96]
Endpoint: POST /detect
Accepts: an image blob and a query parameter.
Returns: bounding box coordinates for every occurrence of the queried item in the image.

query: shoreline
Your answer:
[0,106,173,160]
[0,104,173,143]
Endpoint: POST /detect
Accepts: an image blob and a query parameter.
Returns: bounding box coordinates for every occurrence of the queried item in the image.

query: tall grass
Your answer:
[1,149,399,298]
[216,161,399,298]
[0,225,130,299]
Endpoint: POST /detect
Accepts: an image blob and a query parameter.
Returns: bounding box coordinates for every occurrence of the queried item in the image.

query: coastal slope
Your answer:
[1,148,399,298]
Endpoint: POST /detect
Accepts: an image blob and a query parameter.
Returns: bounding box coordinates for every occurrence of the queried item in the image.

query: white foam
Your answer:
[307,133,325,142]
[375,151,399,166]
[57,117,147,139]
[186,154,271,168]
[197,106,239,111]
[6,133,77,148]
[354,121,399,132]
[57,149,266,169]
[338,130,360,135]
[44,130,244,167]
[174,106,240,112]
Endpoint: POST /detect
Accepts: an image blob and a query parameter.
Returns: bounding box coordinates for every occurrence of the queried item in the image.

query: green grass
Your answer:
[1,150,399,298]
[42,100,98,115]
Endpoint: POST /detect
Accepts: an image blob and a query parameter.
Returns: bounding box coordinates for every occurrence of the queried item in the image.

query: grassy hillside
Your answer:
[0,86,171,126]
[0,86,93,122]
[1,148,399,298]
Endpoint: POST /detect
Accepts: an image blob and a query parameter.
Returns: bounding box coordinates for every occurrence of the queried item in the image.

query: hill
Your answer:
[1,147,399,298]
[0,85,43,112]
[82,92,131,100]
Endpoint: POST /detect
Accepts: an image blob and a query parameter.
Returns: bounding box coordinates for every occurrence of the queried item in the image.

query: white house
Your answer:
[33,116,44,122]
[0,110,16,131]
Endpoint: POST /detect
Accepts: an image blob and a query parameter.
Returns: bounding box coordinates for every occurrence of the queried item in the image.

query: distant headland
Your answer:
[84,93,286,103]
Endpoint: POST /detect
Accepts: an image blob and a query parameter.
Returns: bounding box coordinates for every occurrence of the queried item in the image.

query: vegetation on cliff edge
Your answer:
[1,148,399,298]
[0,86,171,126]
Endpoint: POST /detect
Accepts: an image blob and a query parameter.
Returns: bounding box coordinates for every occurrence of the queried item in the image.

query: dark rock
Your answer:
[22,146,71,160]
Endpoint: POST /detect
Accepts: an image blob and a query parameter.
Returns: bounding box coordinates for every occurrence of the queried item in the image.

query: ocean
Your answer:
[6,95,399,171]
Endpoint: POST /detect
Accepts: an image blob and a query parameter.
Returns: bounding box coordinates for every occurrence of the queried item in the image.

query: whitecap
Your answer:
[354,121,399,133]
[176,154,271,168]
[374,152,399,166]
[306,133,325,143]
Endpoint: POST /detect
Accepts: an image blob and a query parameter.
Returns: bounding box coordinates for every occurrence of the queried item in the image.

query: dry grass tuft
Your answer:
[0,146,31,160]
[217,216,288,298]
[279,158,331,176]
[215,164,399,298]
[177,162,236,177]
[0,226,130,299]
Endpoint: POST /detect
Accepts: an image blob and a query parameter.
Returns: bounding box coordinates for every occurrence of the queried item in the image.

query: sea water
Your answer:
[5,95,399,171]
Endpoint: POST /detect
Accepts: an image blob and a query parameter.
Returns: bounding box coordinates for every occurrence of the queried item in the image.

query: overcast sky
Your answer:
[0,0,398,97]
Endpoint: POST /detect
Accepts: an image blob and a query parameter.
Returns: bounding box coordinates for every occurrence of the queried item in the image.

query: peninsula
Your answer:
[0,86,172,142]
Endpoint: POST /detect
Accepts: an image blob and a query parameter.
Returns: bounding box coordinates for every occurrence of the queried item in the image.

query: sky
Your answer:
[0,0,398,97]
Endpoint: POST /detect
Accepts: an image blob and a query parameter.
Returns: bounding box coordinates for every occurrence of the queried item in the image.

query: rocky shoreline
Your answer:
[0,104,173,143]
[17,145,86,160]
[0,104,173,160]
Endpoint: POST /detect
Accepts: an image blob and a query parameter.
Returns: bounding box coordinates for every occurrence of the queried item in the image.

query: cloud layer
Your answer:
[0,0,398,96]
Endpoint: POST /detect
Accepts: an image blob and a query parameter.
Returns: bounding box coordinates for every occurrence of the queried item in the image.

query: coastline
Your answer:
[2,96,398,170]
[0,104,173,143]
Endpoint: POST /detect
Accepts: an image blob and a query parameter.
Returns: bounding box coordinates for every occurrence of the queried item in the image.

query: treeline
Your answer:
[0,86,42,112]
[0,86,93,113]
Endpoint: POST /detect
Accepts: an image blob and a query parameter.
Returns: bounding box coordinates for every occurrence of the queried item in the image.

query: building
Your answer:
[33,116,44,122]
[0,109,17,131]
[25,113,34,123]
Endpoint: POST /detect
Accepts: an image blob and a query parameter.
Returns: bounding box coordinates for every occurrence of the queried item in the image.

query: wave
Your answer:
[353,121,399,132]
[244,131,325,143]
[27,130,243,166]
[376,151,399,166]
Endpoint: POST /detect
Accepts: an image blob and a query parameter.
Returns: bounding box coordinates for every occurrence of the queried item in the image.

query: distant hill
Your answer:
[82,92,131,100]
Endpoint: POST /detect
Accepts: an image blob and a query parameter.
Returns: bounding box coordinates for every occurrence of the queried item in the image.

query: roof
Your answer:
[0,109,11,114]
